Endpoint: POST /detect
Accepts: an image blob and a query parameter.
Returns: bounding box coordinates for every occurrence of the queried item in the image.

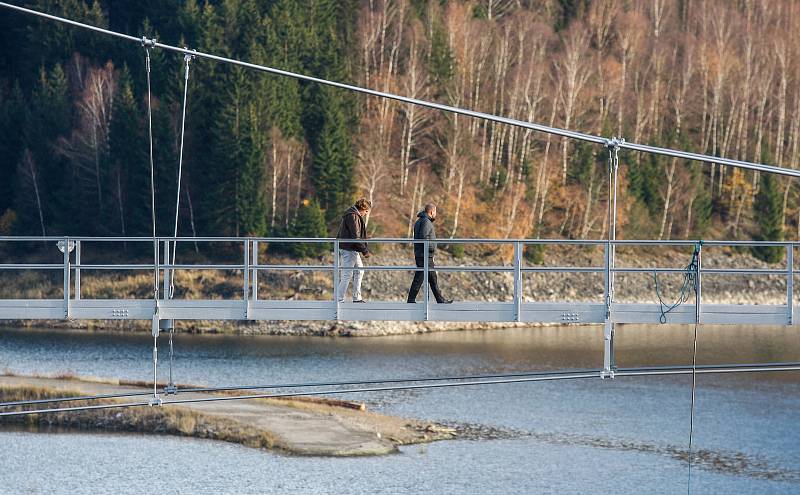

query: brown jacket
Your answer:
[336,206,369,253]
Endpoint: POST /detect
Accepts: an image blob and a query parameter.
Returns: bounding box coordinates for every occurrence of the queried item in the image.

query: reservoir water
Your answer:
[0,325,798,494]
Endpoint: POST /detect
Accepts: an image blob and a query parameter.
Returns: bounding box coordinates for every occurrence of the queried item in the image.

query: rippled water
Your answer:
[1,325,798,494]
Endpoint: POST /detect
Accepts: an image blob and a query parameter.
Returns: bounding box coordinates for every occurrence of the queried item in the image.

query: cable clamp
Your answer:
[141,36,157,48]
[164,384,178,395]
[184,48,197,63]
[148,395,163,407]
[605,136,625,151]
[600,368,616,379]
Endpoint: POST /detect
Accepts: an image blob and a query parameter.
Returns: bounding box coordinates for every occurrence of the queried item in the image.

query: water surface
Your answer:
[1,325,798,494]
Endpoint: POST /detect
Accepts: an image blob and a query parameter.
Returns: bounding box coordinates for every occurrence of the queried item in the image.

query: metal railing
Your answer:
[0,236,796,325]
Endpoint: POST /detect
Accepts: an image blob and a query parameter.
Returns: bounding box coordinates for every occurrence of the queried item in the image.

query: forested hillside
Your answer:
[1,0,798,257]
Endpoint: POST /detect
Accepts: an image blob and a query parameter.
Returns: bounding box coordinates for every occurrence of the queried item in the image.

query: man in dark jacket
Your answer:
[336,198,371,302]
[407,203,452,304]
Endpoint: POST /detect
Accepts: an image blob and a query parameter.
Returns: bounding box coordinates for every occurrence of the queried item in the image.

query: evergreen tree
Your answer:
[38,64,73,233]
[203,68,249,235]
[288,199,328,258]
[308,87,354,224]
[15,65,71,234]
[428,22,454,95]
[152,95,178,236]
[751,174,784,263]
[109,66,150,236]
[690,166,712,237]
[237,104,267,236]
[568,141,597,186]
[0,82,26,216]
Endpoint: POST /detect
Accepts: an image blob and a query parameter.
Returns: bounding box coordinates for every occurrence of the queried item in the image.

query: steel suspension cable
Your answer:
[2,362,799,414]
[2,1,800,178]
[0,367,601,408]
[165,52,194,394]
[169,52,193,299]
[687,323,700,494]
[144,46,158,307]
[143,43,160,403]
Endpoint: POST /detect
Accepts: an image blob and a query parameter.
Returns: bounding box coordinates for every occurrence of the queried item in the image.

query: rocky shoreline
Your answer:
[0,375,459,456]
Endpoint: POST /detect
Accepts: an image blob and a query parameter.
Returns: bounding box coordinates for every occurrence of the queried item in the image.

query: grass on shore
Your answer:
[0,384,283,450]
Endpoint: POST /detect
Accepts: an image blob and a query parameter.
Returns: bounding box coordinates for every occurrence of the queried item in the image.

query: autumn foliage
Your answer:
[1,0,799,247]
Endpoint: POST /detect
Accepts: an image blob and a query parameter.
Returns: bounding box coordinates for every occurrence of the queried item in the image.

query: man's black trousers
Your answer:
[407,256,445,303]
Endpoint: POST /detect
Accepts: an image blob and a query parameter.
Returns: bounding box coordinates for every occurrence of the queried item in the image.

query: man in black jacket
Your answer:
[407,203,452,304]
[336,198,371,302]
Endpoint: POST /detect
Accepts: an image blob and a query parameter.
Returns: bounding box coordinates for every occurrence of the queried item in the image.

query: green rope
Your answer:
[653,247,700,324]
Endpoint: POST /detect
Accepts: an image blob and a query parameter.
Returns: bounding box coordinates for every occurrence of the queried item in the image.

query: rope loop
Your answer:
[653,246,701,324]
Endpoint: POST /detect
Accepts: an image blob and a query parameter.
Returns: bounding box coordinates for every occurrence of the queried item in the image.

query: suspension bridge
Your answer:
[0,6,798,488]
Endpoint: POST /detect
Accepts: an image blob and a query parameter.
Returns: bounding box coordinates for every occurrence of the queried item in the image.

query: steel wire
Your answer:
[2,362,799,415]
[2,2,799,178]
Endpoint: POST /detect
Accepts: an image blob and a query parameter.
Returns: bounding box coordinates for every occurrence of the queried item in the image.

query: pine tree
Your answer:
[237,103,267,236]
[109,66,150,237]
[288,199,328,258]
[0,82,26,216]
[428,22,454,96]
[690,166,712,237]
[16,65,71,234]
[152,96,178,236]
[751,174,784,263]
[309,87,354,224]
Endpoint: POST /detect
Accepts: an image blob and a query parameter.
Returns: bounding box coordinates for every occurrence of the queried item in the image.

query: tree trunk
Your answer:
[659,158,676,240]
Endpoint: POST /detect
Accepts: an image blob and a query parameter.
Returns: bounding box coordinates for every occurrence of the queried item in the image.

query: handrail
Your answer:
[1,236,799,247]
[0,236,794,329]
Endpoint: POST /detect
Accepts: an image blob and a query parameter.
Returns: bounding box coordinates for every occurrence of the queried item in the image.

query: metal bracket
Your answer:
[164,384,178,395]
[151,313,161,338]
[141,36,156,48]
[601,320,617,379]
[184,49,197,64]
[605,136,625,151]
[148,395,163,406]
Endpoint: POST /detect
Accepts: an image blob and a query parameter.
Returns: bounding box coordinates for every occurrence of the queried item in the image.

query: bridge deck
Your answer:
[0,299,793,326]
[0,236,797,327]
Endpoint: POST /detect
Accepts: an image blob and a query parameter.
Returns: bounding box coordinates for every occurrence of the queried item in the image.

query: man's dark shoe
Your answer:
[353,299,367,303]
[438,299,454,304]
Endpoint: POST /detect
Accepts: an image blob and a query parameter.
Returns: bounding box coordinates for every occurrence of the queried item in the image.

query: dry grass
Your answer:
[0,385,282,450]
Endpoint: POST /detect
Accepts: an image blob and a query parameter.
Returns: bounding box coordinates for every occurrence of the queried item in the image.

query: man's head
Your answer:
[424,203,437,220]
[354,198,372,217]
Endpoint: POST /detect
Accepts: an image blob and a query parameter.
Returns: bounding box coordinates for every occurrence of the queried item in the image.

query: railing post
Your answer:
[252,240,259,302]
[333,240,340,320]
[62,236,70,319]
[513,241,522,322]
[74,240,81,301]
[423,240,430,321]
[787,244,793,325]
[696,242,702,325]
[243,239,250,319]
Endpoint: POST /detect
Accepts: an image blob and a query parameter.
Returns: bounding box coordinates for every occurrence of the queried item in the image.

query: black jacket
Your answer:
[336,206,369,253]
[412,211,436,258]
